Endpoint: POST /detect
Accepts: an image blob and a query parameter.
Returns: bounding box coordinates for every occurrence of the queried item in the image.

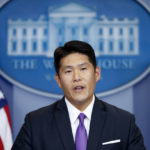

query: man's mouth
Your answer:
[73,86,85,92]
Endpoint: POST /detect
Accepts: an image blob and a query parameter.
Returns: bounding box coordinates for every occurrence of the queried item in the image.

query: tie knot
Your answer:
[78,113,86,124]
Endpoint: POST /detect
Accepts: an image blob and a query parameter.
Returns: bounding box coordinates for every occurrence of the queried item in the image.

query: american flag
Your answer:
[0,89,13,150]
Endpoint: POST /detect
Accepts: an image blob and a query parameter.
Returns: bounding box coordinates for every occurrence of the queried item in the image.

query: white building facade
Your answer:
[7,3,139,57]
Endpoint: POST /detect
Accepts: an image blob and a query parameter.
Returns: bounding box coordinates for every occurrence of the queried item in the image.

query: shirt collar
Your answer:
[65,95,95,124]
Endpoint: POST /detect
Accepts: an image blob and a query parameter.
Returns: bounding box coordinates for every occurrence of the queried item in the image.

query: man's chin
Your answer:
[72,98,92,108]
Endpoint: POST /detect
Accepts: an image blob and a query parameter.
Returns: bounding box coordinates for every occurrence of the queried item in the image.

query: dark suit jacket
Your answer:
[12,97,145,150]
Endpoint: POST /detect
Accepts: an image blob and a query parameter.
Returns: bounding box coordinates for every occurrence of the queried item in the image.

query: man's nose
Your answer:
[73,70,81,82]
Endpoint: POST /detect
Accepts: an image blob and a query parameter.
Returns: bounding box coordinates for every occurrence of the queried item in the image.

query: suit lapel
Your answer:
[87,97,107,150]
[54,98,76,150]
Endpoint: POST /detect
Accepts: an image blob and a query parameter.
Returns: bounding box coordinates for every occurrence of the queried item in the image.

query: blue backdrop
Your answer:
[0,0,150,149]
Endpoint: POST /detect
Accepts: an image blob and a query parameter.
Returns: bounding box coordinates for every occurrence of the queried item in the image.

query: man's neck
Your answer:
[65,95,95,112]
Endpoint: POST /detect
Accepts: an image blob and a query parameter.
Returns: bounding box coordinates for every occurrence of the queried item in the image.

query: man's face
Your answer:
[55,53,100,110]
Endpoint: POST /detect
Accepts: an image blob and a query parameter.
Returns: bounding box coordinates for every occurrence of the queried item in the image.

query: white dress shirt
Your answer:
[65,95,95,141]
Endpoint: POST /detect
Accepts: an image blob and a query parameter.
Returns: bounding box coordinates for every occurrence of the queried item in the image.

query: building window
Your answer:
[33,29,37,35]
[129,41,134,51]
[12,41,17,52]
[23,28,27,36]
[43,41,48,51]
[99,28,103,35]
[58,28,62,35]
[12,29,17,36]
[119,28,123,35]
[72,28,76,35]
[32,41,37,51]
[44,28,48,36]
[109,28,113,35]
[129,28,134,35]
[99,40,104,52]
[109,41,113,52]
[119,41,124,51]
[83,28,88,35]
[22,41,27,52]
[58,41,63,46]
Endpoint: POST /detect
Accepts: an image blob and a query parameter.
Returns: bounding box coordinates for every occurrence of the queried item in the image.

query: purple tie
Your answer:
[75,113,87,150]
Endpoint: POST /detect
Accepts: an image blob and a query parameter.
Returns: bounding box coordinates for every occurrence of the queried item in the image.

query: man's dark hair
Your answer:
[54,40,97,75]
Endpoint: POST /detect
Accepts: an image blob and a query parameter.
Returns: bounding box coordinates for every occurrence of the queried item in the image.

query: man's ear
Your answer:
[95,66,101,82]
[55,74,62,88]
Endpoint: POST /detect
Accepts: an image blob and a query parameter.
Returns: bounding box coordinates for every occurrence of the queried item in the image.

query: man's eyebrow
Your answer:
[79,63,89,67]
[62,65,73,70]
[62,63,89,70]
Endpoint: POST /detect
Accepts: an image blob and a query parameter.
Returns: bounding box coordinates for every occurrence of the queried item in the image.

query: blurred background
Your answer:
[0,0,150,149]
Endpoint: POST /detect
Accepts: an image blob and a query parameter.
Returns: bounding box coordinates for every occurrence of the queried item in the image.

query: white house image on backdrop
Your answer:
[7,2,139,57]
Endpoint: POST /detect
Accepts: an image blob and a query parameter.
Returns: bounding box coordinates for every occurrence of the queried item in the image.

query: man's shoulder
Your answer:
[96,98,134,120]
[26,98,63,121]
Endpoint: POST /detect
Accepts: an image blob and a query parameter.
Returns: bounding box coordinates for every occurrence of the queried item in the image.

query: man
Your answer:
[12,40,145,150]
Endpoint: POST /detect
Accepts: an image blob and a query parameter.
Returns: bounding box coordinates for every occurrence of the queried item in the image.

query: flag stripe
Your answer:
[0,108,13,150]
[0,137,4,150]
[4,105,12,130]
[0,90,13,150]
